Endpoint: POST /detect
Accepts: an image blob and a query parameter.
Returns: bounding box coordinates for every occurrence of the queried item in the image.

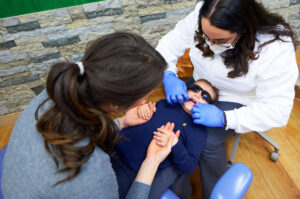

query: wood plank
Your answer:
[0,111,22,127]
[0,125,13,150]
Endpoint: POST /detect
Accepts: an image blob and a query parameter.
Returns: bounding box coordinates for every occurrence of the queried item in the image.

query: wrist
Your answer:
[119,116,126,129]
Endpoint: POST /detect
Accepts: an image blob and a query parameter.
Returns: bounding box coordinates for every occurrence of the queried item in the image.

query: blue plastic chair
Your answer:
[0,146,7,199]
[160,162,253,199]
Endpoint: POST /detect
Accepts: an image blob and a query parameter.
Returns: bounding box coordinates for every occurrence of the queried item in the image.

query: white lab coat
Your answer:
[156,2,299,133]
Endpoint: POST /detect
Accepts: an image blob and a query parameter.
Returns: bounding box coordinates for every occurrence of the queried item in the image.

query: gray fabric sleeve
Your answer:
[125,181,151,199]
[114,118,121,130]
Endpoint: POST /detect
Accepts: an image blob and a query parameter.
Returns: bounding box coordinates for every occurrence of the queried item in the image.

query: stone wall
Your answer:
[0,0,300,115]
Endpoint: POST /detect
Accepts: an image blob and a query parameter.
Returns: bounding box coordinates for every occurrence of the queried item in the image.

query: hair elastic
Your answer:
[76,62,85,75]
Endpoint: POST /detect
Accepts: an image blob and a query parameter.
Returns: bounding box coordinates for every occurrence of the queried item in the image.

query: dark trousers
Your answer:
[186,76,244,199]
[199,101,243,199]
[112,156,192,199]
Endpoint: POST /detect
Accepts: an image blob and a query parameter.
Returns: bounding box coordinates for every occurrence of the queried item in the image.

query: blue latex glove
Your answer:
[191,103,224,127]
[163,71,189,105]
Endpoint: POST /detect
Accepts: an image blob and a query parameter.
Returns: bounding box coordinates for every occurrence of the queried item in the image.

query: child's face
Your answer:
[182,81,216,113]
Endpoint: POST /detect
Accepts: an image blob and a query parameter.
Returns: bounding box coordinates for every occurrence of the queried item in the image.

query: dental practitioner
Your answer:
[156,0,299,198]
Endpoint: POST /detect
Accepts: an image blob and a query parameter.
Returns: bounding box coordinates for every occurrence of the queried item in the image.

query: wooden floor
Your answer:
[1,87,300,199]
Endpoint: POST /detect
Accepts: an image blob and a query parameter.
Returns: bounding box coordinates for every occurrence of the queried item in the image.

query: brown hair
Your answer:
[35,32,167,185]
[194,0,296,78]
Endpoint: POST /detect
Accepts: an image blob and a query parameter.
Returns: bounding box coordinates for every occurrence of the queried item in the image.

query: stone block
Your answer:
[0,106,9,115]
[0,73,39,88]
[83,2,100,13]
[58,41,88,56]
[1,17,20,27]
[290,0,300,5]
[67,6,86,20]
[171,1,197,10]
[89,15,124,25]
[166,7,194,17]
[19,10,53,23]
[141,15,183,34]
[121,0,137,6]
[47,23,113,40]
[99,0,122,9]
[15,35,48,46]
[10,43,44,55]
[3,25,66,41]
[31,85,45,95]
[28,47,59,57]
[0,40,17,49]
[138,5,172,16]
[0,59,31,70]
[0,51,28,64]
[164,0,177,4]
[43,36,81,47]
[85,8,123,19]
[40,25,67,35]
[113,17,140,31]
[67,19,90,29]
[148,0,164,6]
[288,14,300,28]
[0,66,29,77]
[6,21,41,33]
[268,0,289,10]
[136,0,148,8]
[122,5,139,18]
[39,9,72,28]
[32,52,61,63]
[273,4,300,19]
[29,57,65,75]
[79,29,114,42]
[0,83,38,114]
[140,12,167,23]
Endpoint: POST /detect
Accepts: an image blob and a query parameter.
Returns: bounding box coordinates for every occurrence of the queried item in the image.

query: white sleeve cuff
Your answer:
[224,110,239,133]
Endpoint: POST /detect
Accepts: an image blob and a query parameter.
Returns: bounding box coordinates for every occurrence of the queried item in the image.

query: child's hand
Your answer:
[153,122,180,147]
[138,101,156,120]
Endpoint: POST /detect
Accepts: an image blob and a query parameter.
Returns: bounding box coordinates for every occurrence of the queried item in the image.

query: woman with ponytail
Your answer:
[156,0,298,198]
[2,32,175,199]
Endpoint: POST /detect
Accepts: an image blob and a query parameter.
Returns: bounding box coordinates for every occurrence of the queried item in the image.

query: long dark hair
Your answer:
[195,0,296,78]
[35,32,167,185]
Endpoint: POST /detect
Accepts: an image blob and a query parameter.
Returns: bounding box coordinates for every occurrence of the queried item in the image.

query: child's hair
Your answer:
[35,32,167,185]
[195,79,219,104]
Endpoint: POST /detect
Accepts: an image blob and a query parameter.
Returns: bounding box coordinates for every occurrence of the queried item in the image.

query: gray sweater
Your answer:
[1,90,150,199]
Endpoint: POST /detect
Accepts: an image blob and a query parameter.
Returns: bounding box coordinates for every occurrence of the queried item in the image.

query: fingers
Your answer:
[149,101,157,113]
[166,134,175,149]
[177,95,184,104]
[158,122,175,132]
[183,92,189,102]
[166,95,173,105]
[175,130,180,138]
[170,95,177,104]
[193,118,204,125]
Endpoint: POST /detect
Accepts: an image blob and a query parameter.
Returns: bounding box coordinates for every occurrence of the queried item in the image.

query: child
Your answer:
[115,79,218,199]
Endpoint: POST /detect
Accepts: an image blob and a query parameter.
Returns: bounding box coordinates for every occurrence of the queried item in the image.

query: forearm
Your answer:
[134,157,160,185]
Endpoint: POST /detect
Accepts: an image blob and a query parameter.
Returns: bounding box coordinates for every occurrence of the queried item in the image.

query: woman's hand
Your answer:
[146,122,180,162]
[138,101,156,120]
[191,103,225,127]
[134,122,180,185]
[153,122,180,147]
[163,71,189,105]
